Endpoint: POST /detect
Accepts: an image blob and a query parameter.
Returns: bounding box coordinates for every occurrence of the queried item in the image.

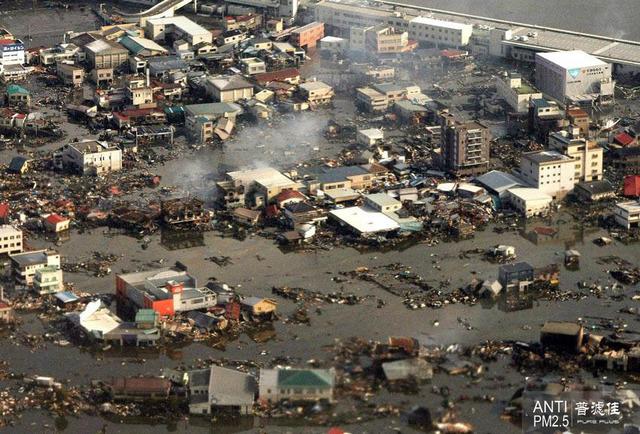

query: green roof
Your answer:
[277,369,334,388]
[135,309,158,323]
[6,84,29,96]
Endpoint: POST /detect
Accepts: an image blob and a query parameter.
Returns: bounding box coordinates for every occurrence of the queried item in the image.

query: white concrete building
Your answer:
[535,50,614,102]
[519,150,575,200]
[364,193,402,213]
[9,250,60,287]
[0,39,25,67]
[320,36,348,53]
[408,17,473,48]
[0,225,22,256]
[614,201,640,229]
[240,57,266,75]
[357,128,384,146]
[495,72,542,113]
[33,266,64,295]
[315,1,392,36]
[507,188,552,217]
[57,140,123,176]
[548,129,603,183]
[145,16,213,47]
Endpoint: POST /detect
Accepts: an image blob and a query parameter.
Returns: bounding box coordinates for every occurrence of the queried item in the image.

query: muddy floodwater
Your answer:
[3,206,639,432]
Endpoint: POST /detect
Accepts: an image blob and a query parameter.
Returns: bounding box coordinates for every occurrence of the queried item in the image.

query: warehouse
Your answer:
[507,188,552,217]
[535,50,614,103]
[329,206,399,235]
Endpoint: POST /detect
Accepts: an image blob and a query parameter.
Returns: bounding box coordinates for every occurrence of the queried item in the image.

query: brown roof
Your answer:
[110,377,171,395]
[254,68,300,85]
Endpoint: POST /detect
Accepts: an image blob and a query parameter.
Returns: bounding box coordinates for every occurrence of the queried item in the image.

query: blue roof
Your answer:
[54,291,79,303]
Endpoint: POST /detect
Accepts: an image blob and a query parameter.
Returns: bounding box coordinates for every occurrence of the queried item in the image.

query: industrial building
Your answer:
[507,188,553,217]
[145,16,213,47]
[85,39,129,69]
[535,50,614,103]
[116,267,217,317]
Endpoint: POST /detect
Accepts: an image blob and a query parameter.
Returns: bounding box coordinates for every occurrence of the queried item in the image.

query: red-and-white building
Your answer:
[116,267,217,317]
[44,213,70,233]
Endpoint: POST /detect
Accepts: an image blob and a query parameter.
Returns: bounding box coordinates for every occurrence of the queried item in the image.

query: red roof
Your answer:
[0,39,17,45]
[0,202,9,219]
[624,175,640,197]
[614,132,635,147]
[275,189,306,205]
[254,68,300,84]
[440,49,468,58]
[45,213,68,225]
[0,301,10,309]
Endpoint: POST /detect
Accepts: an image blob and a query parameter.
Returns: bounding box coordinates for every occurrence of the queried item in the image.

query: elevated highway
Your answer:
[115,0,195,24]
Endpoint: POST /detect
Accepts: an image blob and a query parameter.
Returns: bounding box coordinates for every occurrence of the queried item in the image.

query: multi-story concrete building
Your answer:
[145,16,213,47]
[33,266,64,295]
[365,26,415,53]
[290,22,324,49]
[356,87,389,112]
[298,81,334,104]
[535,50,614,103]
[408,16,473,48]
[614,201,640,229]
[548,128,603,183]
[315,0,393,37]
[440,112,491,176]
[9,249,60,286]
[0,225,22,256]
[0,38,25,67]
[224,0,298,18]
[56,62,85,87]
[519,150,575,199]
[495,72,542,113]
[56,140,123,176]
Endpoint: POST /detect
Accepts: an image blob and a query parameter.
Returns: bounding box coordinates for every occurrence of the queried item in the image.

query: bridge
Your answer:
[114,0,196,24]
[375,0,640,68]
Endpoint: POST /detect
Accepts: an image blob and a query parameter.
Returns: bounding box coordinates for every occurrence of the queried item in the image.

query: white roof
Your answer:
[321,36,346,43]
[616,200,640,213]
[330,206,399,234]
[508,188,553,202]
[147,16,210,37]
[358,128,384,139]
[365,193,401,208]
[71,300,121,336]
[536,50,607,69]
[227,167,298,189]
[300,81,332,92]
[0,225,21,235]
[410,16,472,31]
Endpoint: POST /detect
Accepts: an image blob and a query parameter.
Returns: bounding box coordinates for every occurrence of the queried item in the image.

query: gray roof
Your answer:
[523,150,572,164]
[315,166,368,184]
[209,366,256,406]
[147,56,188,72]
[474,170,524,194]
[575,179,614,195]
[500,262,533,273]
[10,250,51,267]
[185,102,242,117]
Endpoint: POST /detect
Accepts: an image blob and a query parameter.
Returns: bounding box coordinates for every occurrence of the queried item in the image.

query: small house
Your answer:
[5,84,31,107]
[259,368,335,403]
[7,156,31,174]
[188,365,256,415]
[498,262,534,291]
[540,321,584,353]
[240,297,277,317]
[44,214,70,233]
[108,377,171,401]
[0,301,14,324]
